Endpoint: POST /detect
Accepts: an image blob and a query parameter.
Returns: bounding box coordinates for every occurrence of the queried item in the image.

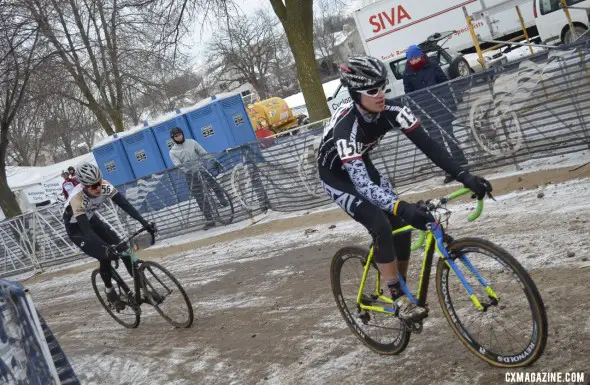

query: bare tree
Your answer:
[207,13,282,99]
[7,105,47,166]
[268,0,331,121]
[0,3,41,217]
[313,0,347,77]
[21,0,187,135]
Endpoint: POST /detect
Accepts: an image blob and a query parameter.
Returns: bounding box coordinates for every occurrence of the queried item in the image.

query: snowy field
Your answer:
[21,164,590,384]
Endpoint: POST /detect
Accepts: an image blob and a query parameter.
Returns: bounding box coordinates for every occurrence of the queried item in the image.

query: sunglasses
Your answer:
[85,180,102,190]
[357,82,388,97]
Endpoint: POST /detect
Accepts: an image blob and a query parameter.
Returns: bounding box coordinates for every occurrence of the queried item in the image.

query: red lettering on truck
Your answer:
[369,5,412,33]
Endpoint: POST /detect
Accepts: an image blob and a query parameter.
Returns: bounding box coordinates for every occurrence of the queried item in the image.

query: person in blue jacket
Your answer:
[403,45,468,183]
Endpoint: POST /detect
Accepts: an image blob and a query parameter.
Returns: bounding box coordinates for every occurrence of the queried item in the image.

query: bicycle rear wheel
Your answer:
[139,261,194,328]
[91,269,140,329]
[206,177,234,225]
[330,247,410,355]
[436,237,547,367]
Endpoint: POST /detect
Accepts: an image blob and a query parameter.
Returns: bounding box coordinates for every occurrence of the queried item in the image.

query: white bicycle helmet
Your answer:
[77,163,102,186]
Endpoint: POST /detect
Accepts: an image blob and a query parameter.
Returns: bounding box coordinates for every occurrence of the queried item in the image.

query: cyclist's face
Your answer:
[360,90,386,113]
[85,181,102,196]
[173,133,184,141]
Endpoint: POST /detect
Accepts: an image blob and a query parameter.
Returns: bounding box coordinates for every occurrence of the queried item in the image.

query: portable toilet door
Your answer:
[150,115,194,169]
[120,128,167,180]
[184,100,234,153]
[217,93,257,147]
[92,139,135,186]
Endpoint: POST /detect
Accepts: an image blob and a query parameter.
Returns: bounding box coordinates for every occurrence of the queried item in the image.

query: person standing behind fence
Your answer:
[61,170,79,200]
[67,166,79,183]
[403,44,469,184]
[168,127,224,231]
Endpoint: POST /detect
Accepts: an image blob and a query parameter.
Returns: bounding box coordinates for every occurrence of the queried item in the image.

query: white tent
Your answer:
[2,153,97,220]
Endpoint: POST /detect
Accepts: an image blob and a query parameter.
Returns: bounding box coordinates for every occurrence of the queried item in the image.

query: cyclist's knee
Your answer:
[371,218,395,264]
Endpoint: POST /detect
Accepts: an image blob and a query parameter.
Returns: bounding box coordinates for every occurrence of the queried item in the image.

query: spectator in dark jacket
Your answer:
[403,45,468,183]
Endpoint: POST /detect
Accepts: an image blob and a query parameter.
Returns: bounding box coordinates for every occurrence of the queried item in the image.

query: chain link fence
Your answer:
[2,41,590,277]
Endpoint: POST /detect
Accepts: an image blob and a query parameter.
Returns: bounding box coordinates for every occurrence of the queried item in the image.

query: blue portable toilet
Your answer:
[120,126,167,179]
[92,138,135,186]
[149,112,194,169]
[183,99,234,153]
[216,93,257,146]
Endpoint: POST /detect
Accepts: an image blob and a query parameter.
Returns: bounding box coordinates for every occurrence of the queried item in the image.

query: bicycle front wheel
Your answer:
[436,237,547,367]
[231,163,269,212]
[139,261,194,328]
[330,247,410,355]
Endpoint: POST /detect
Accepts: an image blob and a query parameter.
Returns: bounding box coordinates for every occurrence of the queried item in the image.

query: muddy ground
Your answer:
[23,166,590,385]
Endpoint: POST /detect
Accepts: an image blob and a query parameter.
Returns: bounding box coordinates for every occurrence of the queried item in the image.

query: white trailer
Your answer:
[352,0,537,61]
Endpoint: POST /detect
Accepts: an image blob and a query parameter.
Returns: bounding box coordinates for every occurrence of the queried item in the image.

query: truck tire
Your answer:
[562,24,588,45]
[448,57,472,79]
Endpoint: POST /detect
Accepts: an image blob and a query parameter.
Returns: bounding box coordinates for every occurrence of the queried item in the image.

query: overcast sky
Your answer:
[182,0,365,69]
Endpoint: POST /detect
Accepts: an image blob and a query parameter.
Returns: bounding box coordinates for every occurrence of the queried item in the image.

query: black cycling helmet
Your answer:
[169,127,184,138]
[339,56,388,92]
[170,127,185,144]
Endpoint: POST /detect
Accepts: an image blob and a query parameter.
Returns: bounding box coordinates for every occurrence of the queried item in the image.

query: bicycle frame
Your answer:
[355,190,499,316]
[110,251,145,308]
[109,226,154,308]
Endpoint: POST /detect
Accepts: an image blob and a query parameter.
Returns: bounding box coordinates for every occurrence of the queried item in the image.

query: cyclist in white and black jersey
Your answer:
[317,56,492,321]
[63,163,155,310]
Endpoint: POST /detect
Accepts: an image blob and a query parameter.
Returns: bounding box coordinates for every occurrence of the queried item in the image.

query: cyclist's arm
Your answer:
[335,132,397,212]
[111,192,149,228]
[404,124,462,177]
[385,104,463,177]
[69,200,110,256]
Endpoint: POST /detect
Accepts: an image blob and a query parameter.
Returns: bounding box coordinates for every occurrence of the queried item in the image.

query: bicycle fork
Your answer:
[431,225,499,311]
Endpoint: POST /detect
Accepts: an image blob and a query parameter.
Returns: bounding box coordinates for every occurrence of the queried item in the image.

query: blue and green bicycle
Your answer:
[330,188,547,367]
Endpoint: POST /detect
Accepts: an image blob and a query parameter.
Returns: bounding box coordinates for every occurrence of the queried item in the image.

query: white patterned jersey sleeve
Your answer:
[342,159,397,212]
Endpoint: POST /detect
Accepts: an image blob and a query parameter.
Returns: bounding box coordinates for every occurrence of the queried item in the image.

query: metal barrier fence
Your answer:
[0,279,80,384]
[2,40,590,277]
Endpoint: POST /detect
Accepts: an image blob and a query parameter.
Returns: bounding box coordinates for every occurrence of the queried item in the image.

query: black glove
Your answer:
[143,222,157,245]
[106,245,122,261]
[456,171,493,200]
[143,222,156,234]
[394,200,435,231]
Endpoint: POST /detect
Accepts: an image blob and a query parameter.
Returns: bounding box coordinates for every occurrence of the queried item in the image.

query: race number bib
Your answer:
[336,139,362,161]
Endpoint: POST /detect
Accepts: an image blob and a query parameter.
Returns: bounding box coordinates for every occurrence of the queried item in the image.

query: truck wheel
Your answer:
[448,57,472,79]
[562,25,588,45]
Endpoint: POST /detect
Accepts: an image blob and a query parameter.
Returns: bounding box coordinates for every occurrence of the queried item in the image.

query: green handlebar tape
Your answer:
[446,187,485,222]
[410,231,426,251]
[447,187,471,200]
[467,199,484,222]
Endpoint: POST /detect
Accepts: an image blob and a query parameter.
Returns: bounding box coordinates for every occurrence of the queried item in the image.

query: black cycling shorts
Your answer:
[319,168,410,264]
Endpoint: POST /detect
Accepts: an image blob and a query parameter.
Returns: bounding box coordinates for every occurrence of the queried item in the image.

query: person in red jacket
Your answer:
[61,169,79,199]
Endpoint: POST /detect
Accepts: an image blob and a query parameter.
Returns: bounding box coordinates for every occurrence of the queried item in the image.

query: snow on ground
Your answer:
[21,174,590,384]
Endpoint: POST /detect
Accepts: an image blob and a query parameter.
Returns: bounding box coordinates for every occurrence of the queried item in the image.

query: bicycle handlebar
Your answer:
[442,188,484,222]
[113,223,156,251]
[409,189,484,251]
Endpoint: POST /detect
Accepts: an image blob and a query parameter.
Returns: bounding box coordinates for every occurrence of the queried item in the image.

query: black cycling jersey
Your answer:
[317,99,462,213]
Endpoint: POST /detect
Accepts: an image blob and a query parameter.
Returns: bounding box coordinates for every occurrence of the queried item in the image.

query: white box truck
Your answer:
[326,0,537,114]
[353,0,537,61]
